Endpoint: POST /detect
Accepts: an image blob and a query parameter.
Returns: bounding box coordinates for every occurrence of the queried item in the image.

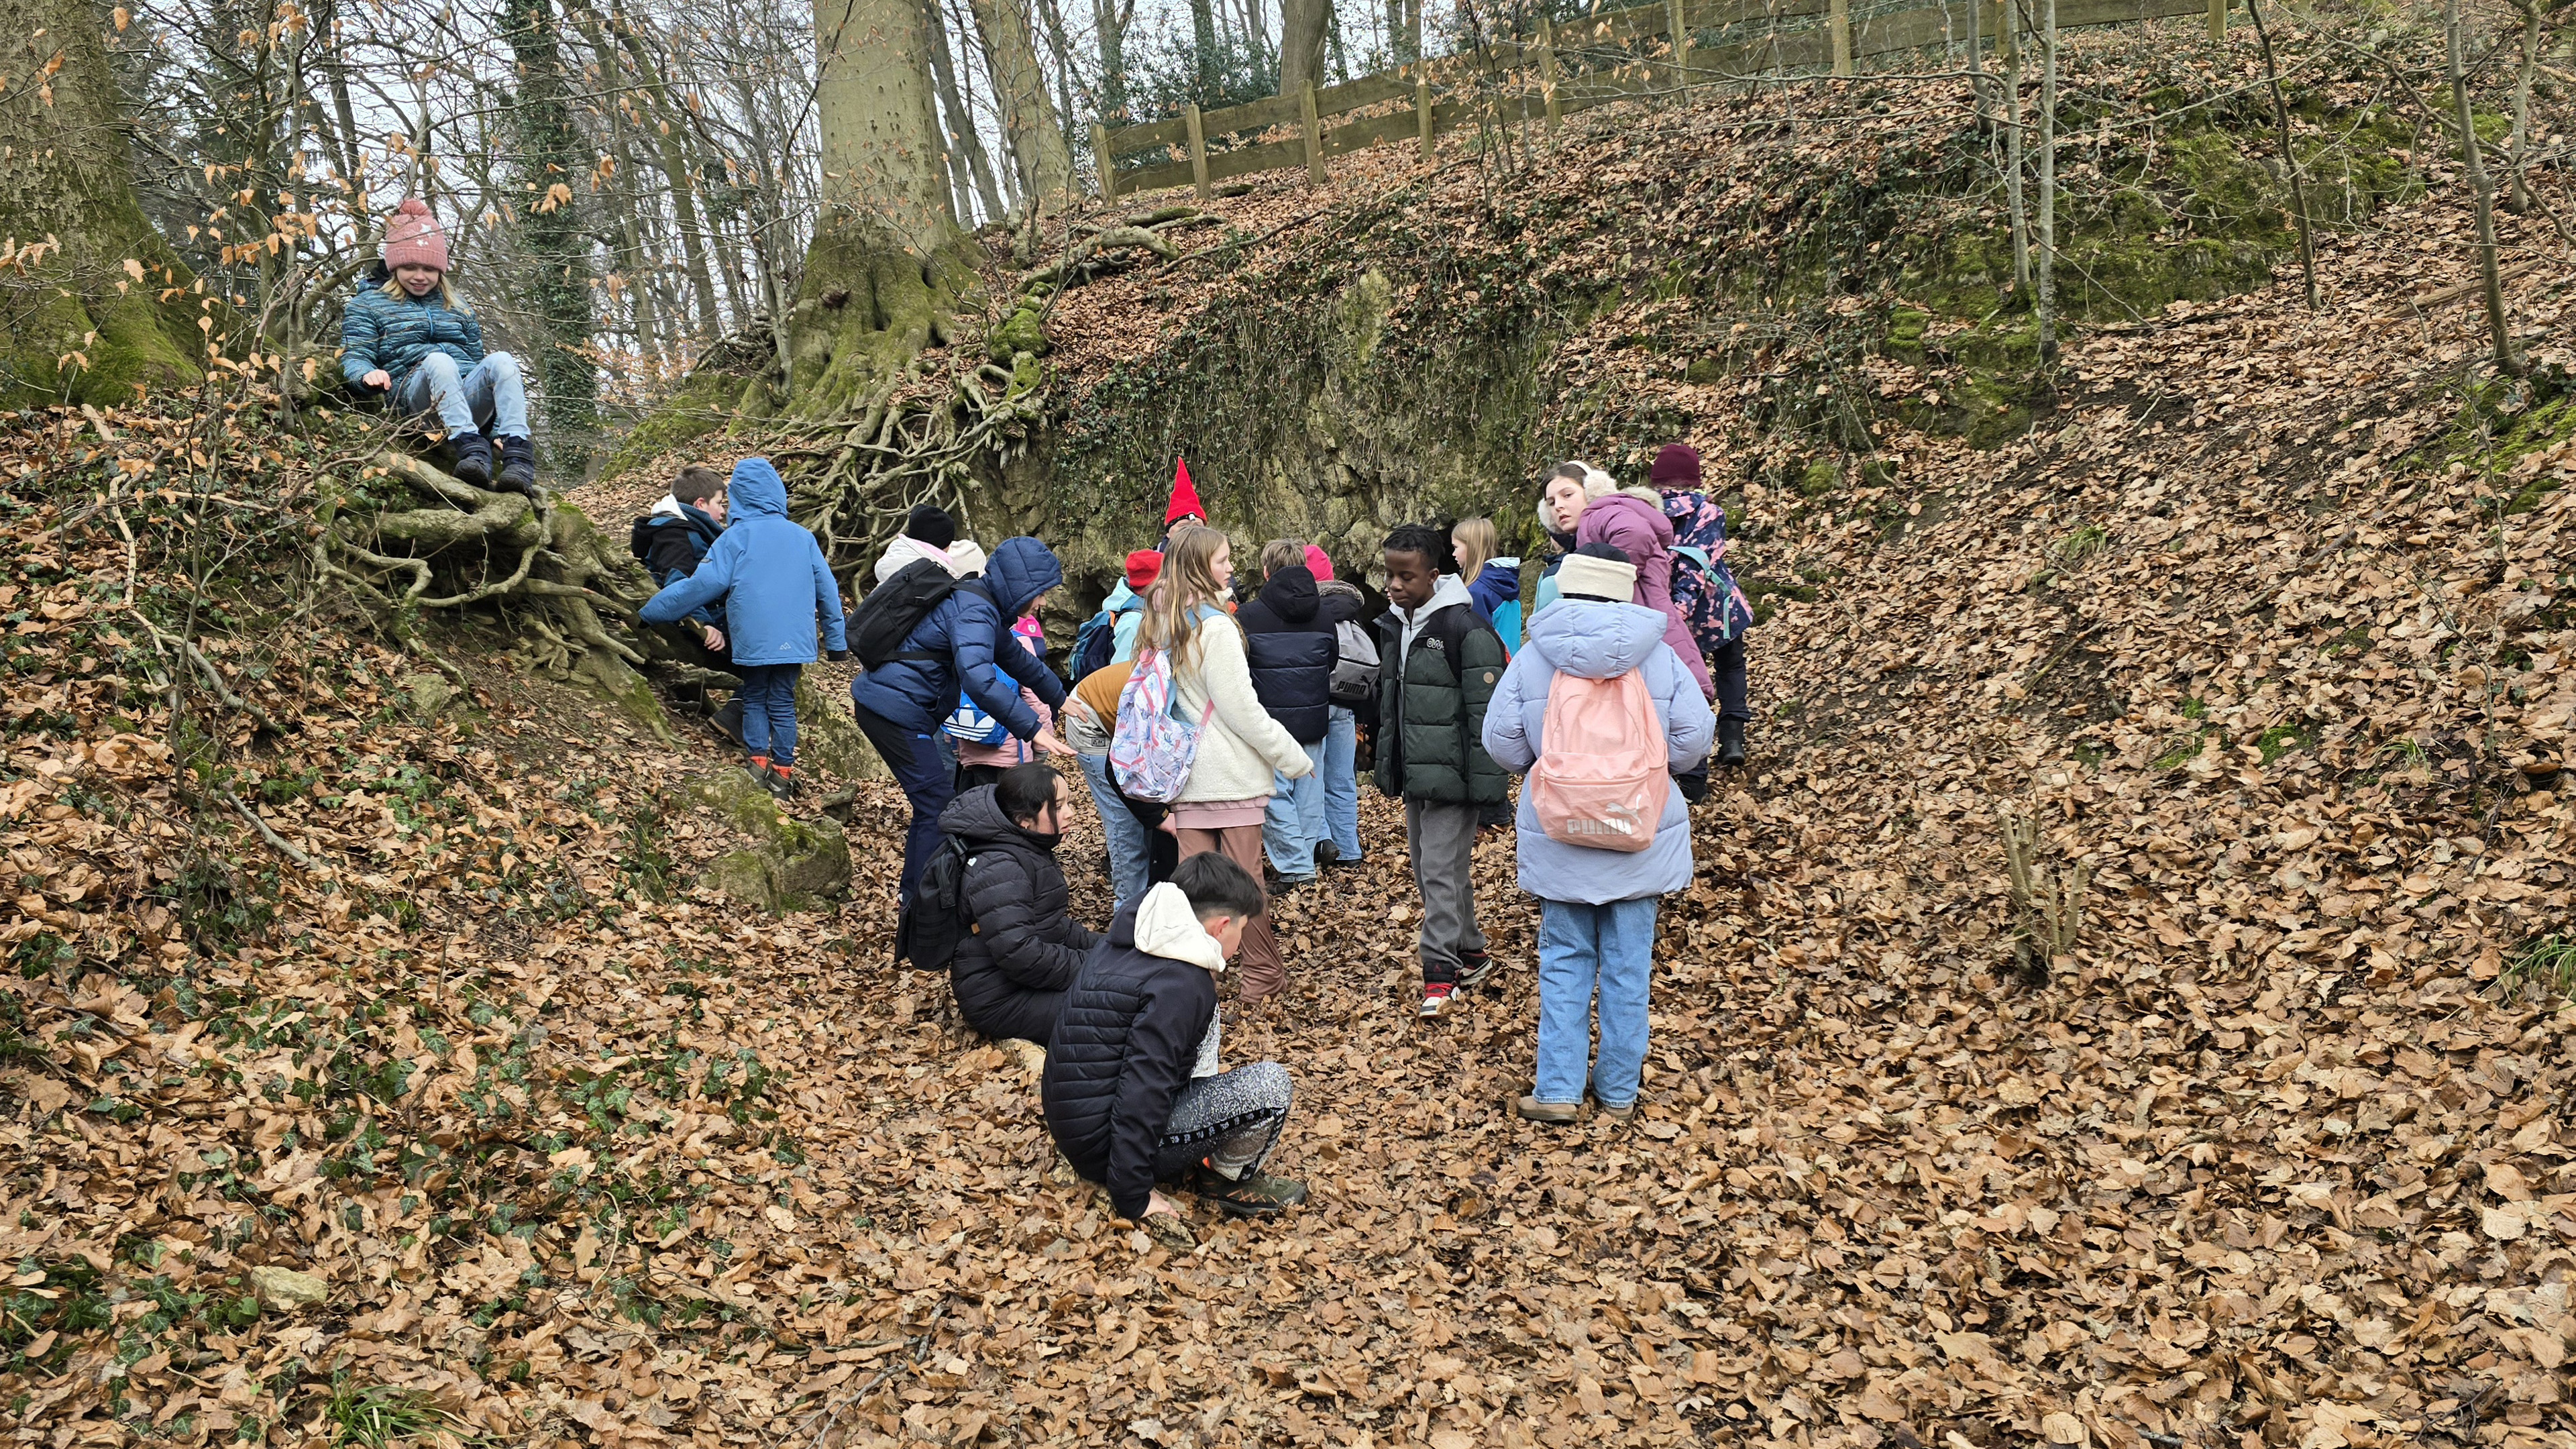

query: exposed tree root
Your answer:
[316,449,673,689]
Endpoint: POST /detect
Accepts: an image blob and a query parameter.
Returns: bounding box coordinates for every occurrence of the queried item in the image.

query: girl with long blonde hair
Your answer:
[1138,524,1314,1004]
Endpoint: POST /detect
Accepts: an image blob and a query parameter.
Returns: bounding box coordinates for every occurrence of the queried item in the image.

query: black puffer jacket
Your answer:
[1040,897,1216,1219]
[1235,565,1338,744]
[941,786,1099,1044]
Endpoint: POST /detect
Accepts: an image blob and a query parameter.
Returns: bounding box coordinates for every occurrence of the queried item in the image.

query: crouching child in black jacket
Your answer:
[940,763,1098,1046]
[1040,853,1306,1246]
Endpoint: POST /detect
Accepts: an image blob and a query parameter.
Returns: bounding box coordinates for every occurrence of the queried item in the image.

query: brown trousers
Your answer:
[1173,823,1283,1000]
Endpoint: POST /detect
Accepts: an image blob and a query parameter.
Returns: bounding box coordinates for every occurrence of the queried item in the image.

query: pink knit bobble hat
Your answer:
[382,199,451,272]
[1303,545,1334,582]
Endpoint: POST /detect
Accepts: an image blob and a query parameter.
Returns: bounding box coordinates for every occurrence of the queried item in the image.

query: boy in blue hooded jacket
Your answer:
[641,459,849,797]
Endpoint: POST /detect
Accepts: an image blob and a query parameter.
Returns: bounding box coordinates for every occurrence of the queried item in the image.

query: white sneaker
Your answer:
[1419,983,1456,1017]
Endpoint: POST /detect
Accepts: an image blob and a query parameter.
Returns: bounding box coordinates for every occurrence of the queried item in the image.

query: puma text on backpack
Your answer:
[1108,646,1215,803]
[1328,618,1381,704]
[850,558,963,668]
[897,837,975,967]
[1526,669,1667,853]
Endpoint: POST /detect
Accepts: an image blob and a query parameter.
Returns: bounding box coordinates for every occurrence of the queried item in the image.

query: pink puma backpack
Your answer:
[1527,669,1667,852]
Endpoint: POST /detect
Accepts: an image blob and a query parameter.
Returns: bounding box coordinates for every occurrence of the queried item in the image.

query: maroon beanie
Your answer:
[1649,443,1701,486]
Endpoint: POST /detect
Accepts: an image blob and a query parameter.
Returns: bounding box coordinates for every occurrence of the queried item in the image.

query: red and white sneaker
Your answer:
[1419,982,1456,1018]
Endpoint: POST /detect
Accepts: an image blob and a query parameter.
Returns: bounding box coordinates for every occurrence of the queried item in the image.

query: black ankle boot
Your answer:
[448,431,493,486]
[496,435,538,493]
[1717,719,1748,768]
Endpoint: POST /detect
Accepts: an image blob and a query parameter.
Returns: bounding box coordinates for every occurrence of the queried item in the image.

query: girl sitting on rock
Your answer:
[341,199,537,493]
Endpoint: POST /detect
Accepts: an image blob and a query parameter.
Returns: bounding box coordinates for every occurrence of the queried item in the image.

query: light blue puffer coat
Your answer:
[1482,599,1715,904]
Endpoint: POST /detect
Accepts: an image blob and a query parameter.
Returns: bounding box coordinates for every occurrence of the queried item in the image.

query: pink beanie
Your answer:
[382,199,451,272]
[1303,545,1334,582]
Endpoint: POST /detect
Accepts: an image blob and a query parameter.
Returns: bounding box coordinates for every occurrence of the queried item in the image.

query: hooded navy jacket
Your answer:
[638,460,845,666]
[1235,564,1338,744]
[847,536,1069,738]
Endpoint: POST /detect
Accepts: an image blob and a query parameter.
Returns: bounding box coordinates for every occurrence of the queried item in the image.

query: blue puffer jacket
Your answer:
[638,460,846,666]
[1466,559,1524,653]
[849,537,1069,738]
[341,284,486,390]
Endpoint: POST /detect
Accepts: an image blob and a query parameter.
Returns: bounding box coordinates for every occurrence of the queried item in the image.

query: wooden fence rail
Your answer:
[1093,0,2237,201]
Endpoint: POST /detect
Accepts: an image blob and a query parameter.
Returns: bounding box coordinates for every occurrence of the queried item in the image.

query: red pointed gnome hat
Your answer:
[1165,459,1205,526]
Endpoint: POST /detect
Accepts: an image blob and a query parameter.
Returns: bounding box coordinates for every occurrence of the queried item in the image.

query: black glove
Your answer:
[826,648,853,663]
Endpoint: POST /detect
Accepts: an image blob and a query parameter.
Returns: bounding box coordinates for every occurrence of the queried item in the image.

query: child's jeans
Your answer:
[1322,706,1362,862]
[1260,739,1329,879]
[396,350,531,439]
[1534,896,1660,1108]
[1079,751,1151,912]
[1405,798,1485,985]
[737,664,801,766]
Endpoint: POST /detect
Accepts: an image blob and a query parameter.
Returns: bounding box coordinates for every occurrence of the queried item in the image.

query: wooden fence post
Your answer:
[1185,104,1211,200]
[1093,122,1118,202]
[1829,0,1852,76]
[2206,0,2224,42]
[1537,17,1564,133]
[1300,80,1328,184]
[1668,0,1691,91]
[1417,76,1436,158]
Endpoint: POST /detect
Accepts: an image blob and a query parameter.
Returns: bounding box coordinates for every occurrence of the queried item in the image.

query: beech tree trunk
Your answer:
[0,0,215,404]
[967,0,1076,209]
[794,0,979,418]
[924,0,1008,223]
[1281,0,1332,98]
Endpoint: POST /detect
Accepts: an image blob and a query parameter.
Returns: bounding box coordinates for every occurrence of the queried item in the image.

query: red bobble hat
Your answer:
[382,199,451,273]
[1124,549,1163,590]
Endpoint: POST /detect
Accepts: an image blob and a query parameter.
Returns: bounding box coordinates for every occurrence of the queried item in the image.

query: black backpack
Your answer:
[896,837,974,967]
[850,558,963,669]
[628,517,662,576]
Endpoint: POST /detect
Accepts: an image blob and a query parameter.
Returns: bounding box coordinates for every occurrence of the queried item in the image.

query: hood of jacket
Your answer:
[936,784,1057,852]
[727,458,788,521]
[1523,598,1672,679]
[1396,572,1477,652]
[1581,490,1673,550]
[651,494,721,535]
[1254,565,1320,625]
[1102,580,1144,614]
[1130,881,1226,973]
[983,537,1065,620]
[1316,578,1364,624]
[874,533,953,584]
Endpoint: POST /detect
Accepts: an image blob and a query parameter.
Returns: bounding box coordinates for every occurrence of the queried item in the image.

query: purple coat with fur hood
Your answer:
[1573,490,1714,698]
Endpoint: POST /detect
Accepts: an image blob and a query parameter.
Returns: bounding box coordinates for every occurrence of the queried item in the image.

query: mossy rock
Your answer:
[793,673,887,781]
[685,768,851,912]
[989,306,1048,363]
[1795,460,1841,496]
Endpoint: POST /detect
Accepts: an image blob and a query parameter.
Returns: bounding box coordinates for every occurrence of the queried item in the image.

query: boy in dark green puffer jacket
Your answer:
[1373,523,1510,1018]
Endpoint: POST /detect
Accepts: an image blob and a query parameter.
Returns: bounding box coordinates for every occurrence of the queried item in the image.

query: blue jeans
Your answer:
[849,698,955,908]
[737,664,800,766]
[1079,751,1150,912]
[1261,739,1329,878]
[1534,897,1659,1109]
[396,351,531,439]
[1322,706,1362,861]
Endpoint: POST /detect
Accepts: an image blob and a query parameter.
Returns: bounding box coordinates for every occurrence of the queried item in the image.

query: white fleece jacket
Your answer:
[1171,612,1315,803]
[1134,881,1225,1076]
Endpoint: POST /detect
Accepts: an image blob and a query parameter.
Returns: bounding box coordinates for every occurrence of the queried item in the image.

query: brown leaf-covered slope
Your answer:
[9,62,2576,1449]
